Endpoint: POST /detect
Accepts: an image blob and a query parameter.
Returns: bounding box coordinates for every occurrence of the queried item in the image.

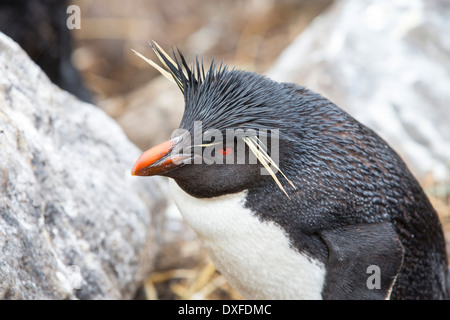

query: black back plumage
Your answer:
[241,83,449,299]
[143,45,450,299]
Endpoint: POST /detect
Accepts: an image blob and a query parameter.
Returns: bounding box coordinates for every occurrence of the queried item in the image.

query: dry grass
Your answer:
[144,262,243,300]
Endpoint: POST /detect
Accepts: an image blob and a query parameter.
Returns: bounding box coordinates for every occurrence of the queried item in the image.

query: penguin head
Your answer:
[131,43,298,198]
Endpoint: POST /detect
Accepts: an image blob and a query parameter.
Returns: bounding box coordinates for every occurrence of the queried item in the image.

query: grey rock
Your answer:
[267,0,450,181]
[0,32,167,299]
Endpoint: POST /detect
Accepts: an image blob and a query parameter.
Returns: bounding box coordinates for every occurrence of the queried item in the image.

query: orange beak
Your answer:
[131,139,187,176]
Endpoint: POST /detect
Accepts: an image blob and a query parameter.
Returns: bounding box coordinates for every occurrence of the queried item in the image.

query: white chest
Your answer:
[169,180,326,300]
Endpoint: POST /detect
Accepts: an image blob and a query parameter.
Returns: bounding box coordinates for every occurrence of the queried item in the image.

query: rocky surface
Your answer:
[267,0,450,182]
[0,32,167,299]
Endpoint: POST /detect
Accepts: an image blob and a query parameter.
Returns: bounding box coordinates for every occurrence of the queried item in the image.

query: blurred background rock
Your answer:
[1,0,448,300]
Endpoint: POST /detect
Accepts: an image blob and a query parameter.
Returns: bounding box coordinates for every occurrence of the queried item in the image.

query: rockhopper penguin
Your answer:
[131,43,449,300]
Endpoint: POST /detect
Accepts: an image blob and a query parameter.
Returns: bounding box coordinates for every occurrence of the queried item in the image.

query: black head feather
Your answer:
[149,43,313,136]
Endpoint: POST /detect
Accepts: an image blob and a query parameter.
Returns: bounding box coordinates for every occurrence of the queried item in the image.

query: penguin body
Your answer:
[132,44,449,299]
[169,180,326,300]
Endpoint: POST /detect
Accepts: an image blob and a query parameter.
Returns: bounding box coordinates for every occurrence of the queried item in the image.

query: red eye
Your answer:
[219,147,232,156]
